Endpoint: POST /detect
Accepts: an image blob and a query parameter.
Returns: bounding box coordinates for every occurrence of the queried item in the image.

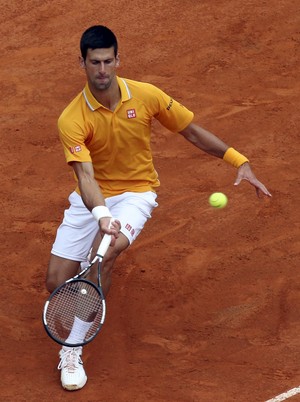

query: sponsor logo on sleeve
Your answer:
[166,98,173,110]
[69,145,82,154]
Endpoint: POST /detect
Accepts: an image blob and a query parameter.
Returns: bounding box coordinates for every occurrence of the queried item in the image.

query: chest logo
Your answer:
[127,109,136,119]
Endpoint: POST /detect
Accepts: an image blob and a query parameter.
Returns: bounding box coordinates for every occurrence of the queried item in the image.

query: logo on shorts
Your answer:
[127,109,136,119]
[125,223,135,237]
[69,145,82,154]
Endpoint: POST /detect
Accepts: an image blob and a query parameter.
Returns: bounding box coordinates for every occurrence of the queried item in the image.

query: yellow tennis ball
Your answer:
[209,192,228,208]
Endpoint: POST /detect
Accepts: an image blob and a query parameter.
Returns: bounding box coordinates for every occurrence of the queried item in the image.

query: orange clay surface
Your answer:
[1,1,299,401]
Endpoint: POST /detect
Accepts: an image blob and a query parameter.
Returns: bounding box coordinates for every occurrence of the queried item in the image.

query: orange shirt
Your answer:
[58,77,194,198]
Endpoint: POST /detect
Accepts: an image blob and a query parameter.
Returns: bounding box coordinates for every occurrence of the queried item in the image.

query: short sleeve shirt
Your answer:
[58,77,194,198]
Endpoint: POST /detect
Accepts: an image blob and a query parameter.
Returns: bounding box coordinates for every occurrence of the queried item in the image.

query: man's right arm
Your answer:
[71,161,120,239]
[71,161,105,210]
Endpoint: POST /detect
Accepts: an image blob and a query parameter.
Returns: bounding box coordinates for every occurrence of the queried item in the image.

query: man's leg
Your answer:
[45,255,88,391]
[86,231,129,297]
[45,192,99,392]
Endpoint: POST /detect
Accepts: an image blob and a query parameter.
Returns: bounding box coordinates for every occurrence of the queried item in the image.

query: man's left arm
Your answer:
[179,122,272,198]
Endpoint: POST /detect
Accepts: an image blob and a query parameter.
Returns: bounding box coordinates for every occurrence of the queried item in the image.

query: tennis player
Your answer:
[45,25,271,391]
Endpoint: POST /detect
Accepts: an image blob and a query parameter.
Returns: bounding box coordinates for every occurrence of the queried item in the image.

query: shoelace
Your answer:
[58,348,82,373]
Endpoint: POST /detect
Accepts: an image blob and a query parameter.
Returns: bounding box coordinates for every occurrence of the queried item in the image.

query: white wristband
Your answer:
[92,206,112,222]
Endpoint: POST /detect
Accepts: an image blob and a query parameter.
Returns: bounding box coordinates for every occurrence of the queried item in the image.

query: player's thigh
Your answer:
[89,231,129,263]
[51,191,99,261]
[86,232,129,283]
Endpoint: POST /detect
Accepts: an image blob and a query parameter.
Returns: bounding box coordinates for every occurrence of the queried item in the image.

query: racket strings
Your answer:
[45,280,104,344]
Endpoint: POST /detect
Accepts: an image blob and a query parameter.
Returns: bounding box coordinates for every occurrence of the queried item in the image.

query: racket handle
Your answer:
[96,218,115,258]
[97,233,111,258]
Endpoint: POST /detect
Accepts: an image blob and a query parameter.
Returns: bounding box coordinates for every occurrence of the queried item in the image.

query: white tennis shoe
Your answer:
[58,347,87,391]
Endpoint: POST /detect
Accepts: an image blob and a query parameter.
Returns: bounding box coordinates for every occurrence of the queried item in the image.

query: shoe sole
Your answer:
[62,376,87,391]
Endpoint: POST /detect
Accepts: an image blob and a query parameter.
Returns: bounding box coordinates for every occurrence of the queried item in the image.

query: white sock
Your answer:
[65,316,93,344]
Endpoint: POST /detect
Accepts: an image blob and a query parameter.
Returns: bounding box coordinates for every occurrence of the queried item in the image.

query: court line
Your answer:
[265,386,300,402]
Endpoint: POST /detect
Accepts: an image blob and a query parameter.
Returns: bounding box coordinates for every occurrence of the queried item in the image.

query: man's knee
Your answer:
[46,254,80,293]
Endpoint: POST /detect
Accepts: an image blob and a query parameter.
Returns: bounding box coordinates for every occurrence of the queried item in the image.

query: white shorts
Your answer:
[51,191,158,262]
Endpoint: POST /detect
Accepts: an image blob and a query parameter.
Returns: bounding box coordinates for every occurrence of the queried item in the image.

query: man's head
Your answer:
[80,25,118,60]
[79,25,120,93]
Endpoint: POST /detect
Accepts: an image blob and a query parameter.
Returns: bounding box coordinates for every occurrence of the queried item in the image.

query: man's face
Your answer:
[82,47,119,91]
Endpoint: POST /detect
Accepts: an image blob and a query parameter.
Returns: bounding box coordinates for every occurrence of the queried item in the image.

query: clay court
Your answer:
[1,0,299,401]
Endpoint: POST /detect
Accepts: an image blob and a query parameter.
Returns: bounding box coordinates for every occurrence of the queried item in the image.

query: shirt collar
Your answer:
[82,76,132,111]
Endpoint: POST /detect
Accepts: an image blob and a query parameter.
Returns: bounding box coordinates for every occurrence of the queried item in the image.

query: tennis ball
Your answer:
[209,192,228,208]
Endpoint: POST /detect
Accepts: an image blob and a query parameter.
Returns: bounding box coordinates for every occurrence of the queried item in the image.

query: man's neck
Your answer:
[89,78,121,112]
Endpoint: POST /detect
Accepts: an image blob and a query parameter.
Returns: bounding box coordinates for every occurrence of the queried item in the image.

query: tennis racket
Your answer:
[43,233,111,347]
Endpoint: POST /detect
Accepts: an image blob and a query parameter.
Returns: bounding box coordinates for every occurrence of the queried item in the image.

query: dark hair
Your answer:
[80,25,118,60]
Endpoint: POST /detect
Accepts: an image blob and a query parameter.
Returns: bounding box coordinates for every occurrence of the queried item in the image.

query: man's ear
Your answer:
[116,53,120,67]
[79,56,85,68]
